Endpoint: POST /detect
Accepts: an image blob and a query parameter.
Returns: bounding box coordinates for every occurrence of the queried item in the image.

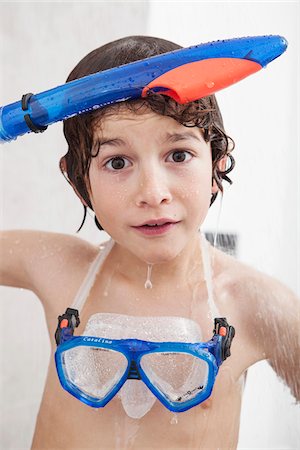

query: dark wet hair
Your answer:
[61,36,235,231]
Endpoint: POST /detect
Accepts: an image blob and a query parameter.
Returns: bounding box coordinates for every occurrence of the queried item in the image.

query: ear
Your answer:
[59,156,89,207]
[212,155,228,194]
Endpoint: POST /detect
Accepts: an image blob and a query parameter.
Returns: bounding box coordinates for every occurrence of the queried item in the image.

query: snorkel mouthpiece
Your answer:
[0,35,287,143]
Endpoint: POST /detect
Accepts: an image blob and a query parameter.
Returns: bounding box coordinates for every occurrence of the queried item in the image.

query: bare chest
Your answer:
[75,269,219,338]
[32,358,244,450]
[35,251,257,449]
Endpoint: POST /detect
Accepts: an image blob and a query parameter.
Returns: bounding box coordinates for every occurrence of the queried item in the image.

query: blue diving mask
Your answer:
[55,308,235,415]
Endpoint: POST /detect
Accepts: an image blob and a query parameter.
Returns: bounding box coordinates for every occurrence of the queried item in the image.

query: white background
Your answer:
[0,1,299,449]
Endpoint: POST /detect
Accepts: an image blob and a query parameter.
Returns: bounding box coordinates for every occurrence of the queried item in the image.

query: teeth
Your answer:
[145,222,170,227]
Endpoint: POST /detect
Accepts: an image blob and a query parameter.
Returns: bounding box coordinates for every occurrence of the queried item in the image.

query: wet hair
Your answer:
[61,36,235,231]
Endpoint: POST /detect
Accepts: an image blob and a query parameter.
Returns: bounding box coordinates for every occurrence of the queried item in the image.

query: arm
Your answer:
[0,229,98,295]
[0,230,37,289]
[257,275,300,402]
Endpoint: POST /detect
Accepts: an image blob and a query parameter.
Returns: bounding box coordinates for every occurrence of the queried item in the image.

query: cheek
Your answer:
[88,168,128,223]
[88,167,109,211]
[177,165,212,200]
[177,166,212,225]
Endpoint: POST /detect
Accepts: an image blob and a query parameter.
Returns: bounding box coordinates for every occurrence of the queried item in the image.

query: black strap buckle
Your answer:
[55,307,80,346]
[214,317,235,362]
[21,92,48,133]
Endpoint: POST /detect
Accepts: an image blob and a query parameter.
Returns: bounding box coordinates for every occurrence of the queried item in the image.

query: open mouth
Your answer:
[133,221,179,235]
[142,222,170,227]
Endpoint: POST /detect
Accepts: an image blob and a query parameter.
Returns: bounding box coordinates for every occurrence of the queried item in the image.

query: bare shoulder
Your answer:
[210,247,266,344]
[211,245,297,313]
[1,229,101,312]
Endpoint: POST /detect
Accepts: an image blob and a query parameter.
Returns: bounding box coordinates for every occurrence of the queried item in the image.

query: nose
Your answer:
[135,166,172,208]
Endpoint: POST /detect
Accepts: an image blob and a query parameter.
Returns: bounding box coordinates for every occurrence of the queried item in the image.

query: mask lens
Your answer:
[61,346,128,400]
[140,351,209,403]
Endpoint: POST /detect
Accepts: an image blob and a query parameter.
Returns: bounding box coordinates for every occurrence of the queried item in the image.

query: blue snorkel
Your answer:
[0,35,287,144]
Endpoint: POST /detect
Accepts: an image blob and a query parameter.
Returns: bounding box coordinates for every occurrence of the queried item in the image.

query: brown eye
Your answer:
[106,156,129,170]
[173,151,186,162]
[111,157,125,169]
[169,151,192,163]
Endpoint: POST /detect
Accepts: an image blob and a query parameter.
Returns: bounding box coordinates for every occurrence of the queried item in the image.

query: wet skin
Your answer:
[1,108,299,449]
[31,238,253,450]
[33,111,247,449]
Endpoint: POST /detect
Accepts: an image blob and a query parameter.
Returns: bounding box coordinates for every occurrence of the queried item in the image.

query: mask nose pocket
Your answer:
[117,380,157,419]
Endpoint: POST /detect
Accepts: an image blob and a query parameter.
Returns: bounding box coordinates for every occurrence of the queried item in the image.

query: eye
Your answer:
[105,156,130,171]
[167,150,193,163]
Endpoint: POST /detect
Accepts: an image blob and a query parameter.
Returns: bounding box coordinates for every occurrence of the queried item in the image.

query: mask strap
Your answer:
[55,239,115,345]
[71,238,115,313]
[200,231,220,320]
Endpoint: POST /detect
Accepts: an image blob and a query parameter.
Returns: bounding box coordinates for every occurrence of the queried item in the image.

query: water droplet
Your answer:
[144,264,153,289]
[170,413,178,425]
[145,279,152,289]
[206,81,215,89]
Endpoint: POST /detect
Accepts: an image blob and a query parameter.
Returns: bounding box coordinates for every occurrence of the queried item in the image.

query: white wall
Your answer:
[0,1,299,449]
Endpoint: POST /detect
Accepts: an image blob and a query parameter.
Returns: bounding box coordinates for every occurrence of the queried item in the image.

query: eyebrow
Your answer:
[163,131,202,144]
[95,131,202,149]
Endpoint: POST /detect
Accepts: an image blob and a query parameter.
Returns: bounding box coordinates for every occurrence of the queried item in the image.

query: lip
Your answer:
[134,218,179,227]
[132,219,180,236]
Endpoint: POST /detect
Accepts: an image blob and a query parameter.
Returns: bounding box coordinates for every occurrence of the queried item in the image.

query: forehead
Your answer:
[92,103,204,142]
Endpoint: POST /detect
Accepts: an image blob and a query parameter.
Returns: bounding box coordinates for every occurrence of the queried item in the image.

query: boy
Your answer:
[1,36,299,450]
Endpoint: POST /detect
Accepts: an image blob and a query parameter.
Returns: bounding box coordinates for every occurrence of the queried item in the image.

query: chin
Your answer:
[138,243,184,265]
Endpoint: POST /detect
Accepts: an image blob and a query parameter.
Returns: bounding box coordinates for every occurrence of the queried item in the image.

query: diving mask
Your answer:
[55,309,235,417]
